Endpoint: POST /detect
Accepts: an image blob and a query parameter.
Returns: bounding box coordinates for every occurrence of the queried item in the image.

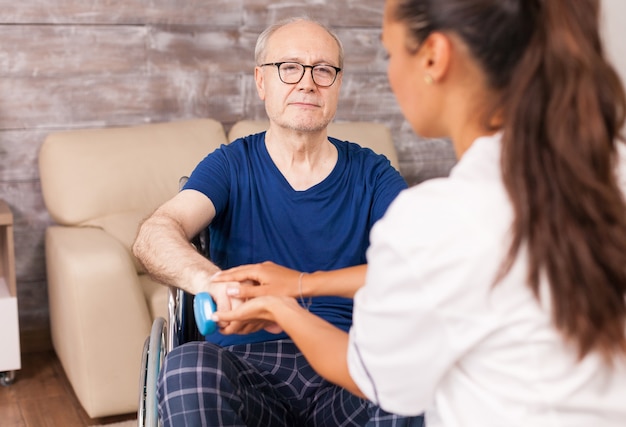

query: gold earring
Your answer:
[424,74,434,85]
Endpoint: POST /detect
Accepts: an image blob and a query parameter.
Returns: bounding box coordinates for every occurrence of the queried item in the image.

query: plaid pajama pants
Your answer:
[157,339,424,427]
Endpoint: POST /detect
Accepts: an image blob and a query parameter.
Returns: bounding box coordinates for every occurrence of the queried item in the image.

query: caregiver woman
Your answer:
[215,0,626,425]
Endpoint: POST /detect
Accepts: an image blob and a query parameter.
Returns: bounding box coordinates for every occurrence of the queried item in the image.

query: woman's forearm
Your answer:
[216,263,368,300]
[303,265,367,298]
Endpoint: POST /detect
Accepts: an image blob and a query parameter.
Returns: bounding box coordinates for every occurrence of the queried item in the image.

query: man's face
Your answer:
[255,21,343,133]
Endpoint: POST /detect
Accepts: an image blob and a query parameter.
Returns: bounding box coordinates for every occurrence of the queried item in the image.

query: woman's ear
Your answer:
[420,32,452,83]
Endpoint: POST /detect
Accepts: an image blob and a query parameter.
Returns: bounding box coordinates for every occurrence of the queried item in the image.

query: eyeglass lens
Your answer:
[279,63,337,87]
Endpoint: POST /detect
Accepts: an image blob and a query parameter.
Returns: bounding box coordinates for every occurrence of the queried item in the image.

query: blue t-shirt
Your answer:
[184,131,407,345]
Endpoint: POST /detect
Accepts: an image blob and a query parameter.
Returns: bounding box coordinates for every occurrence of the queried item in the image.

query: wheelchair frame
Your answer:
[138,178,208,427]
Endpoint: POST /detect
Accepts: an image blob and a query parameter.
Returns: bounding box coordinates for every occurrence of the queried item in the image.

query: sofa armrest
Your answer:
[45,225,152,417]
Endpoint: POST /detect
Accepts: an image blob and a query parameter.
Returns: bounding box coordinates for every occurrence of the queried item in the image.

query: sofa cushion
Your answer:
[138,273,169,322]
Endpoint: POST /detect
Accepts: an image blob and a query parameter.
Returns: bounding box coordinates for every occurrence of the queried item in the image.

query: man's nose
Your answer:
[296,69,316,90]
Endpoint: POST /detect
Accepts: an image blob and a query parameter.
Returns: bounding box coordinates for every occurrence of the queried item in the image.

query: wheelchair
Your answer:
[138,178,214,427]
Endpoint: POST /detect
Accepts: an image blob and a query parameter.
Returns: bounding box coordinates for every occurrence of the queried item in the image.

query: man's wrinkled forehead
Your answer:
[265,22,341,66]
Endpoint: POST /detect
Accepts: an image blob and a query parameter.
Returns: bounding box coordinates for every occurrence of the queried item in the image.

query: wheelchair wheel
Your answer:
[138,317,166,427]
[138,335,149,427]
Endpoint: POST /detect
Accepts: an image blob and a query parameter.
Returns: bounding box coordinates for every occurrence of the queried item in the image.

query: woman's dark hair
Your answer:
[392,0,626,362]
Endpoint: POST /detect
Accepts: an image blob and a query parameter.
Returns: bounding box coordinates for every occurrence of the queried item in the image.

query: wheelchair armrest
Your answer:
[167,287,202,351]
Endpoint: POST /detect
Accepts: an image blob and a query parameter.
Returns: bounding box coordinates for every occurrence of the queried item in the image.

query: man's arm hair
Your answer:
[132,189,220,295]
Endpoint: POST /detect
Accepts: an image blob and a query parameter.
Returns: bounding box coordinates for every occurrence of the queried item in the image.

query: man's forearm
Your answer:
[132,214,220,295]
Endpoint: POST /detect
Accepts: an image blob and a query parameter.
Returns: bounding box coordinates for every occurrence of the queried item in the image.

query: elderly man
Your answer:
[133,16,420,427]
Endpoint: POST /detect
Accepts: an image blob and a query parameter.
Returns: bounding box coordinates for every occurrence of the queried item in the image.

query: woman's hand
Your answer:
[212,295,302,335]
[212,261,302,299]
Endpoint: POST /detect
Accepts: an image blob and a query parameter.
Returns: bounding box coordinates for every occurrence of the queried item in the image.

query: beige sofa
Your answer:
[38,118,399,418]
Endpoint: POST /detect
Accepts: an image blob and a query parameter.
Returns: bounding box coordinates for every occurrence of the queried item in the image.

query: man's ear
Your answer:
[255,66,266,100]
[334,71,343,90]
[421,32,452,83]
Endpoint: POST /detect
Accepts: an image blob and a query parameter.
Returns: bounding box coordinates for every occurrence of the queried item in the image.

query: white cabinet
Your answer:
[0,199,20,385]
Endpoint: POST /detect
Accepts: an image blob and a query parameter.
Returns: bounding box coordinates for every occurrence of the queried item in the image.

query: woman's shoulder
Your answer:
[375,174,511,250]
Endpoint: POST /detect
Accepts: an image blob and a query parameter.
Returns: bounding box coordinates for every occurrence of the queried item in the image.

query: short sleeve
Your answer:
[183,144,233,215]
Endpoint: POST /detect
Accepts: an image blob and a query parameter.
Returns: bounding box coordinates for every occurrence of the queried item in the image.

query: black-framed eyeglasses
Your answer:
[260,62,342,87]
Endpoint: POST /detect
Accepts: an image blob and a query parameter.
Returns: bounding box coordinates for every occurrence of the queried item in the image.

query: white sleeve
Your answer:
[347,186,472,416]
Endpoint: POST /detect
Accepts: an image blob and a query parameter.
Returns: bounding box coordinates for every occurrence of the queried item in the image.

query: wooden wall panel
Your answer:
[241,0,384,29]
[0,0,456,351]
[0,130,47,180]
[0,0,242,25]
[0,73,246,129]
[148,27,257,73]
[0,26,148,77]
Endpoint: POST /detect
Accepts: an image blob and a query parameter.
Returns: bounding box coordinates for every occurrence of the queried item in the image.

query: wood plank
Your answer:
[9,352,65,402]
[1,0,383,27]
[242,0,384,30]
[148,26,257,73]
[20,396,85,426]
[0,73,245,130]
[0,130,49,181]
[17,279,49,317]
[20,328,52,355]
[400,141,457,187]
[335,28,387,73]
[0,0,242,25]
[336,74,401,121]
[0,403,24,427]
[16,310,50,351]
[0,25,148,77]
[0,351,136,425]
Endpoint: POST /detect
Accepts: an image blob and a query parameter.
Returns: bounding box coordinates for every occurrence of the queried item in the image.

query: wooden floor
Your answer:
[0,351,136,427]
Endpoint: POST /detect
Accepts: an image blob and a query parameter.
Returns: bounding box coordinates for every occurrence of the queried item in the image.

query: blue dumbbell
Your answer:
[194,292,218,336]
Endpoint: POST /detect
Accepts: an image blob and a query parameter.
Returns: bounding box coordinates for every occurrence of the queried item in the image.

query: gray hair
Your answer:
[254,17,344,69]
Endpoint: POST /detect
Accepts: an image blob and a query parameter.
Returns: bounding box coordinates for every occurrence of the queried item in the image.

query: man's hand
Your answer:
[205,272,282,334]
[204,274,245,330]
